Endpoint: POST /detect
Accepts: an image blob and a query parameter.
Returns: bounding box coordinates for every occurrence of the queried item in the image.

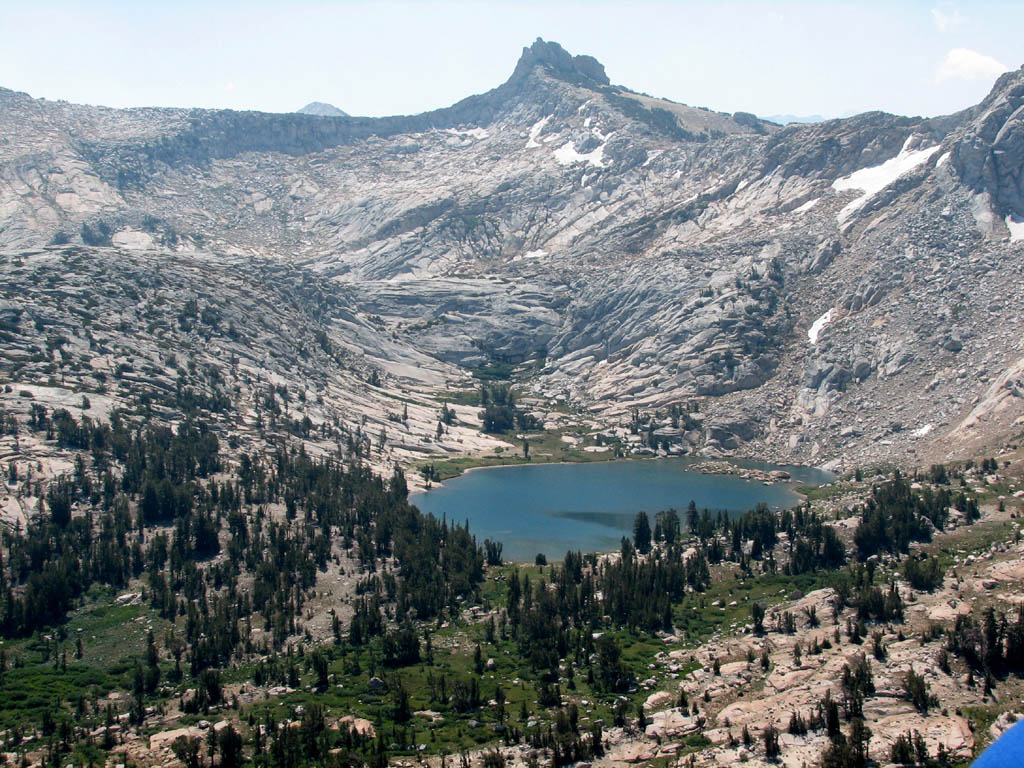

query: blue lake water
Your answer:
[410,458,833,562]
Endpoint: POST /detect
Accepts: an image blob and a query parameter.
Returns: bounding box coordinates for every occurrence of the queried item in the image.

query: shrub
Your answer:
[903,555,944,592]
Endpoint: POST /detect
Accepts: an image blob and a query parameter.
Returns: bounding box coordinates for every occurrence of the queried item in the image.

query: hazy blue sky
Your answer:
[1,1,1020,119]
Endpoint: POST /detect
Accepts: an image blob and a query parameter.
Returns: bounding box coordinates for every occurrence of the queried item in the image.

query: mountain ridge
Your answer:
[1,41,1023,477]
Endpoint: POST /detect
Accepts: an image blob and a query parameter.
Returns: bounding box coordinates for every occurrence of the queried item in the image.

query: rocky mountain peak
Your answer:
[508,37,610,88]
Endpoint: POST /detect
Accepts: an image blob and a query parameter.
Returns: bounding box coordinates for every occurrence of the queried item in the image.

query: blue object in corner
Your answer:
[973,718,1024,767]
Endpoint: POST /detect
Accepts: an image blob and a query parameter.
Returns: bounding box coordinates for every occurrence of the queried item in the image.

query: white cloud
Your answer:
[931,6,967,32]
[935,48,1010,82]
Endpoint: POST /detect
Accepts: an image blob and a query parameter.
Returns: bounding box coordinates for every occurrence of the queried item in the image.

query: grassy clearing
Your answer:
[928,518,1015,562]
[0,663,114,730]
[439,389,481,407]
[0,589,177,733]
[672,571,832,644]
[467,362,517,381]
[67,599,170,668]
[419,429,633,482]
[421,454,532,481]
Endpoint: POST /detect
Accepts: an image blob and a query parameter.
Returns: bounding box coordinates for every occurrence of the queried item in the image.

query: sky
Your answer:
[1,1,1020,120]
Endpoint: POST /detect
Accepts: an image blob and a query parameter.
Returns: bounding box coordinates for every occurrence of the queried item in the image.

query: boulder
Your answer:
[149,727,204,752]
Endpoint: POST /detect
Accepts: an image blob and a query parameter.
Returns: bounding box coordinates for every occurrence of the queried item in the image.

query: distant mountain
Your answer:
[296,101,348,117]
[761,113,830,125]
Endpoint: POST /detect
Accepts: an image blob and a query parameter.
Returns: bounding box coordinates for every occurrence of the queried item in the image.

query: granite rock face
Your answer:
[2,41,1023,470]
[950,66,1024,220]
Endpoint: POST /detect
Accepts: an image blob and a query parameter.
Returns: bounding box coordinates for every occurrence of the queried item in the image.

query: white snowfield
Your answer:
[807,308,836,344]
[553,140,605,168]
[832,138,941,224]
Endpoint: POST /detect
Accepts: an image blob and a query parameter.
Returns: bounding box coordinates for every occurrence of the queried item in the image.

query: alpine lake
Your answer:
[411,458,834,562]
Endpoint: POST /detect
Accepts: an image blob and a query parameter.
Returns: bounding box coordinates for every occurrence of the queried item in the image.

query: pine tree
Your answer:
[633,511,652,554]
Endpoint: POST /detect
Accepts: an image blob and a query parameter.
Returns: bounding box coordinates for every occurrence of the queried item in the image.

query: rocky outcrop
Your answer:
[950,66,1024,220]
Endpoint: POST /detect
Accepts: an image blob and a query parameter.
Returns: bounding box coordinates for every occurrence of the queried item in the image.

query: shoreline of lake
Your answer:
[415,454,831,495]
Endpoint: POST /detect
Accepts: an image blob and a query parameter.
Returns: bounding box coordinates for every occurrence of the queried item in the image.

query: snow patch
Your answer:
[1006,215,1024,242]
[446,127,489,140]
[735,179,749,193]
[913,424,934,438]
[642,150,663,167]
[808,308,836,344]
[971,193,999,236]
[793,198,819,214]
[832,142,941,224]
[112,230,154,250]
[523,249,547,259]
[554,141,605,168]
[525,116,550,148]
[936,151,951,167]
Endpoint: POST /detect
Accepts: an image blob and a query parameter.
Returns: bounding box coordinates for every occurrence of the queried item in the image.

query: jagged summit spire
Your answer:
[508,38,610,87]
